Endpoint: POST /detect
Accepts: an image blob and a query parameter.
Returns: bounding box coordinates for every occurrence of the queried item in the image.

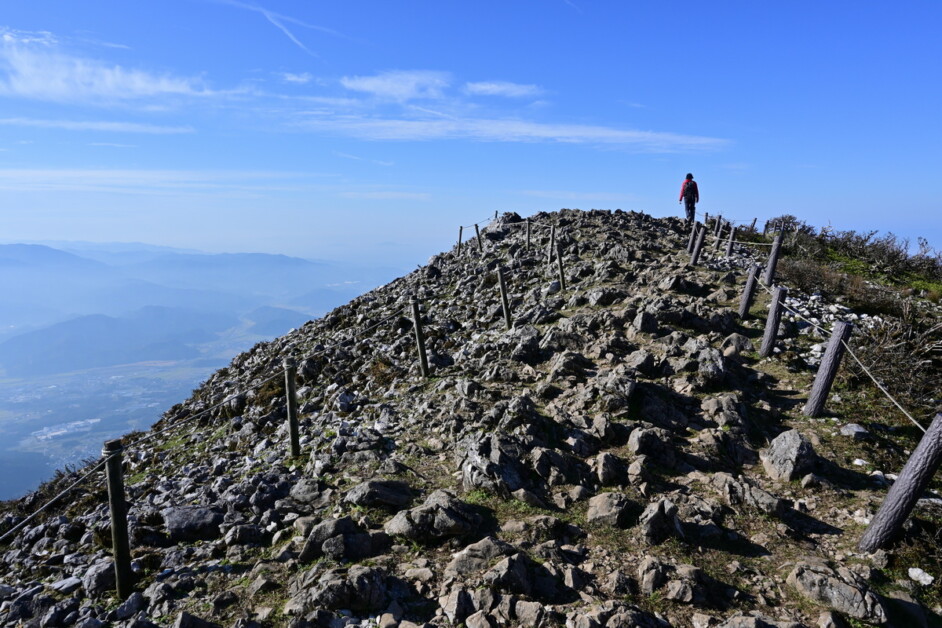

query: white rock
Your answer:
[909,567,935,586]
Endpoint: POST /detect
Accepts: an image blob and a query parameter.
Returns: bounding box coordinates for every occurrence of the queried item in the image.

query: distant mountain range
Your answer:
[0,242,401,497]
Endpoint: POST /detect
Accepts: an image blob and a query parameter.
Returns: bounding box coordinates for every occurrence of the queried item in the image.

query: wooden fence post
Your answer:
[103,439,133,600]
[712,223,724,253]
[725,226,736,258]
[474,224,483,253]
[556,243,567,291]
[690,225,707,265]
[750,217,757,232]
[762,221,769,237]
[494,210,498,220]
[410,296,429,377]
[497,266,512,330]
[759,285,788,358]
[548,224,556,262]
[859,414,942,553]
[457,226,463,255]
[802,321,853,417]
[715,215,723,236]
[738,263,761,318]
[763,233,783,287]
[687,220,699,254]
[283,358,300,457]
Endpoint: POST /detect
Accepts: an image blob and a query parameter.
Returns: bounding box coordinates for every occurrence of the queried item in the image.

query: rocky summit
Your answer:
[1,209,940,627]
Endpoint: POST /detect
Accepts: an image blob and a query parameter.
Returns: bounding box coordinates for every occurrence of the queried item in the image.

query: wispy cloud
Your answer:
[0,168,337,195]
[0,117,194,134]
[334,151,394,167]
[280,72,313,84]
[338,190,430,200]
[211,0,345,56]
[0,28,209,104]
[89,142,136,148]
[299,115,727,152]
[464,81,543,98]
[519,189,634,202]
[341,70,451,102]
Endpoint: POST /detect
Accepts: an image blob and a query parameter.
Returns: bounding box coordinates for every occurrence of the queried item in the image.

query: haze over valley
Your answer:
[0,241,399,499]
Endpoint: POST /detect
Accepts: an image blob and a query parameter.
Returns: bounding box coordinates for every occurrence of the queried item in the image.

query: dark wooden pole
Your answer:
[759,285,788,358]
[690,226,707,265]
[725,226,736,258]
[859,414,942,553]
[687,220,699,254]
[497,266,512,330]
[548,224,556,262]
[494,210,498,220]
[410,296,429,377]
[283,358,300,456]
[712,223,724,253]
[714,214,723,236]
[762,221,769,237]
[750,217,757,232]
[802,321,853,417]
[763,233,783,287]
[738,263,761,318]
[556,243,567,291]
[474,223,483,253]
[457,226,463,255]
[103,439,133,600]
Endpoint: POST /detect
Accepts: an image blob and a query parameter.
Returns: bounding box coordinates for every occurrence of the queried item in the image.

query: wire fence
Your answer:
[0,210,566,549]
[0,207,933,556]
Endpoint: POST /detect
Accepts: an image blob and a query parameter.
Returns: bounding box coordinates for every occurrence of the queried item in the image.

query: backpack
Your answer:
[683,180,697,202]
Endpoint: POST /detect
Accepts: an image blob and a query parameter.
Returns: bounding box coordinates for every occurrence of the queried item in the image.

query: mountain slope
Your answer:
[0,209,938,628]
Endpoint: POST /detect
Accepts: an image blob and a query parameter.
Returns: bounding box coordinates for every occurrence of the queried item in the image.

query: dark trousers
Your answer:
[684,200,696,223]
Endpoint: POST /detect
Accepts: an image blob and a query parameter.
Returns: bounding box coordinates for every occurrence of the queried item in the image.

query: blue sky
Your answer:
[1,1,939,266]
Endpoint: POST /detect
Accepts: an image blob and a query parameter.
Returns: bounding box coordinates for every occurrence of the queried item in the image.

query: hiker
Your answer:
[679,173,699,224]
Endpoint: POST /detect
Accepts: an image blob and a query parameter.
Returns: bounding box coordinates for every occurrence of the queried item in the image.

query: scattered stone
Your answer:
[762,430,817,481]
[787,560,887,624]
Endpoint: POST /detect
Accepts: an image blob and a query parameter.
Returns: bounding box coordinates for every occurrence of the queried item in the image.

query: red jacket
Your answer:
[679,179,699,203]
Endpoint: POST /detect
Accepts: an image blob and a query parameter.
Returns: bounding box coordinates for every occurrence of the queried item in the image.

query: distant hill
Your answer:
[244,306,312,336]
[0,306,239,377]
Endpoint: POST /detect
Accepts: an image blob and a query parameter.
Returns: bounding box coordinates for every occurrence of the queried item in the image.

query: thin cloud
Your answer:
[0,168,338,195]
[280,72,313,84]
[89,142,137,148]
[519,190,633,202]
[0,117,194,134]
[299,115,728,152]
[464,81,543,98]
[339,190,430,200]
[0,28,209,104]
[334,151,394,167]
[341,70,451,101]
[211,0,345,56]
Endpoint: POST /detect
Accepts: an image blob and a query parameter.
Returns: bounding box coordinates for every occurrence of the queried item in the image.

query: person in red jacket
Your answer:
[679,173,699,224]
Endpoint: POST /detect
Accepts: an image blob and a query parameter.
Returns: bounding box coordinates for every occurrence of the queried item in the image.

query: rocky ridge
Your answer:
[1,209,940,627]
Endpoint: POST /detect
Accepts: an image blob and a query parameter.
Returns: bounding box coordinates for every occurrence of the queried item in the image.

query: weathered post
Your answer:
[759,285,788,358]
[556,243,567,291]
[687,220,699,254]
[725,226,736,258]
[762,221,769,237]
[802,321,853,417]
[103,439,133,599]
[738,263,761,318]
[712,223,724,253]
[283,358,300,457]
[859,414,942,553]
[763,233,783,286]
[548,224,556,263]
[690,225,707,265]
[750,217,757,232]
[410,296,429,377]
[526,219,531,250]
[474,223,483,253]
[457,226,463,255]
[494,210,498,220]
[714,215,723,236]
[497,266,512,330]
